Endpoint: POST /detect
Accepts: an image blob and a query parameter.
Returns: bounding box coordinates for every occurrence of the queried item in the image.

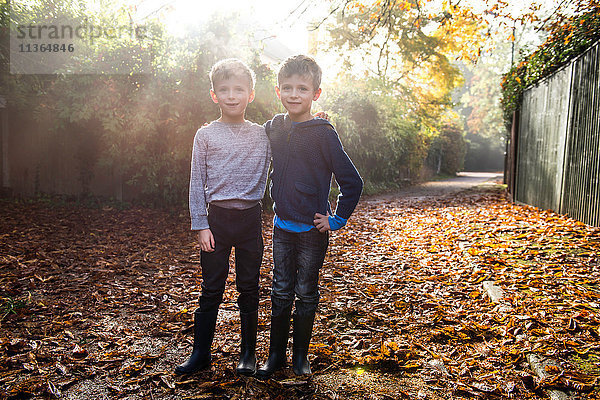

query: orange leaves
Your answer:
[71,344,88,360]
[320,181,600,397]
[381,340,400,356]
[119,358,146,377]
[358,340,421,370]
[467,247,481,256]
[348,2,368,13]
[2,179,600,398]
[365,284,380,297]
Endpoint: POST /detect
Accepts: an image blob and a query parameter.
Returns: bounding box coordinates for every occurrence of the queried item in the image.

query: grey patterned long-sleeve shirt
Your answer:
[189,120,271,230]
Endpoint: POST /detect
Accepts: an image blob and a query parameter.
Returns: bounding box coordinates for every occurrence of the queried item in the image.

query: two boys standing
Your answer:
[176,56,363,379]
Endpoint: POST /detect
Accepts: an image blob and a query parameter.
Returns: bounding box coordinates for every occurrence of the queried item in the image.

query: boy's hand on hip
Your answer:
[314,213,331,232]
[198,229,215,252]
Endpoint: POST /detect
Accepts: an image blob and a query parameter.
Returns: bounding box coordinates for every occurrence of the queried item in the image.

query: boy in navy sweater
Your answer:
[257,55,363,378]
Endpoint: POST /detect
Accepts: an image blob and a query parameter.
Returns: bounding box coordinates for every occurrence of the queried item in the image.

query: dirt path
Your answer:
[369,172,504,201]
[313,172,507,400]
[2,173,599,400]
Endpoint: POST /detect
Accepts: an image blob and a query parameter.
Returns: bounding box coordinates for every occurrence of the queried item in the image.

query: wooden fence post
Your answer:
[508,110,519,202]
[0,97,9,193]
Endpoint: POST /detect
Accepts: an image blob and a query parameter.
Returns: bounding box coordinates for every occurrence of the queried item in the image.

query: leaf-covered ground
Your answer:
[1,180,599,399]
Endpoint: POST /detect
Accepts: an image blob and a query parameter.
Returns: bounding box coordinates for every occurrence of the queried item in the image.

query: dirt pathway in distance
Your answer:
[367,172,504,202]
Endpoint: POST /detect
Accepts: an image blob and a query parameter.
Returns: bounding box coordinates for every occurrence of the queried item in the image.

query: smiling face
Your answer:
[276,74,322,123]
[210,75,255,123]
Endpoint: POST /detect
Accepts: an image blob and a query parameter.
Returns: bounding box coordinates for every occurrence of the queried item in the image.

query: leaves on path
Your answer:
[317,186,600,399]
[1,185,599,399]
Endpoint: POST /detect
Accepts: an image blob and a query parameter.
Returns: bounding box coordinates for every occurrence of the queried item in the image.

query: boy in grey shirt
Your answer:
[175,59,270,376]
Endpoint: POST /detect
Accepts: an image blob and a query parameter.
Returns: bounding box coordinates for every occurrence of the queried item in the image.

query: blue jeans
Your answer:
[271,226,329,317]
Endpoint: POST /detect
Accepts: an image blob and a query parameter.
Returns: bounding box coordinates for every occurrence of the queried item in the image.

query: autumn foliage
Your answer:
[2,182,599,399]
[501,0,600,123]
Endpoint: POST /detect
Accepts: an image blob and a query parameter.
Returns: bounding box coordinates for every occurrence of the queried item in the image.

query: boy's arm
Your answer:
[189,130,209,230]
[313,111,329,120]
[314,212,346,232]
[189,130,215,251]
[320,129,363,227]
[263,119,273,138]
[263,113,329,137]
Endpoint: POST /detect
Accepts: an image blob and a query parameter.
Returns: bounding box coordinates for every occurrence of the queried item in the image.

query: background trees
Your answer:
[500,0,600,123]
[2,0,583,205]
[2,2,282,205]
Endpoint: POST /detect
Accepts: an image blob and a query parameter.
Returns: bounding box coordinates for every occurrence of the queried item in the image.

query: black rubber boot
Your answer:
[236,310,258,376]
[292,312,315,375]
[174,309,218,375]
[255,306,292,380]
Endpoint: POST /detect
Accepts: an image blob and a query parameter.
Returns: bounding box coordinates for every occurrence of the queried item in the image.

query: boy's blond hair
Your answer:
[278,55,322,92]
[209,58,256,90]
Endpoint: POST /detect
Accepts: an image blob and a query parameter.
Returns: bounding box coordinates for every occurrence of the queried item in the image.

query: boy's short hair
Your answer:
[209,58,256,90]
[278,55,322,91]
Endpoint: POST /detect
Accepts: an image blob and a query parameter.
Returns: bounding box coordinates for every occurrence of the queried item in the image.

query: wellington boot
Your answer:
[174,309,218,375]
[292,312,315,376]
[255,306,292,380]
[236,310,258,376]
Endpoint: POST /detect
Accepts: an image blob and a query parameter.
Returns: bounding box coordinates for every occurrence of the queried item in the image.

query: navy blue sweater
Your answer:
[265,114,363,225]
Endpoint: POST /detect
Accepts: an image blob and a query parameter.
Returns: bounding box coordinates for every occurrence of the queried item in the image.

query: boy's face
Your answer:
[210,75,255,123]
[276,74,322,123]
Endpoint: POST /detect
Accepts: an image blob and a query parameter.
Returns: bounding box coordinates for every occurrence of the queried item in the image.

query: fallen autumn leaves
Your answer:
[1,183,599,399]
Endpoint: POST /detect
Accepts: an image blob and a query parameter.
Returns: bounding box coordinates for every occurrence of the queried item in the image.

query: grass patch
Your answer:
[570,352,600,375]
[361,181,404,196]
[479,183,507,192]
[0,296,28,320]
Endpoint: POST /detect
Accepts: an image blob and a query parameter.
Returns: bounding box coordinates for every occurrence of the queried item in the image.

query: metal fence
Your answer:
[515,41,600,227]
